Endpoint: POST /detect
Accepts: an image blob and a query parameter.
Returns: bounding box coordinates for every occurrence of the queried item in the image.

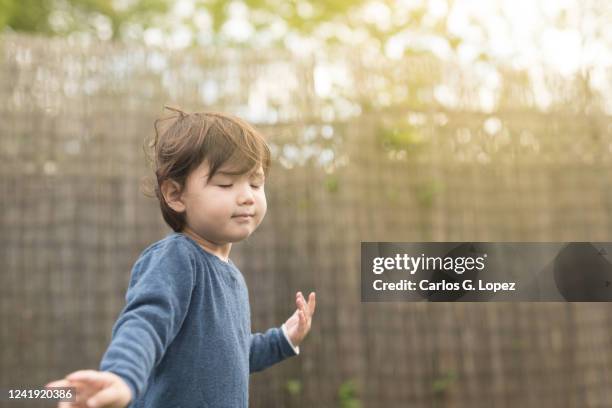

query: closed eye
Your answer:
[217,182,263,189]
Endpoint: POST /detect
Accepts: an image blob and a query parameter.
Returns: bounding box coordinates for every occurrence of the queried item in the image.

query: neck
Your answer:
[181,226,232,263]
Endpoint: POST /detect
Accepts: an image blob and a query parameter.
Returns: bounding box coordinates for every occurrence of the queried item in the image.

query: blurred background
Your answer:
[1,0,612,407]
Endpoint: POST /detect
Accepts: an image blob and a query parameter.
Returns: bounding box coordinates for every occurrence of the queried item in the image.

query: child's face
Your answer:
[180,160,267,244]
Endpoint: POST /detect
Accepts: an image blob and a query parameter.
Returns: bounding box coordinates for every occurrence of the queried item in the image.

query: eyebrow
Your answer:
[203,171,265,179]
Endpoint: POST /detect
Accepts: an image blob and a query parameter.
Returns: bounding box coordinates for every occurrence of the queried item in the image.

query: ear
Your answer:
[160,179,186,213]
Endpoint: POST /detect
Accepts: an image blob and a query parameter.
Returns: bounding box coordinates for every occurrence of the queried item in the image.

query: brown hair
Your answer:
[142,105,271,232]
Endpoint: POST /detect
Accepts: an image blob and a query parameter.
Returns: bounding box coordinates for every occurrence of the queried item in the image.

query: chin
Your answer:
[228,229,253,242]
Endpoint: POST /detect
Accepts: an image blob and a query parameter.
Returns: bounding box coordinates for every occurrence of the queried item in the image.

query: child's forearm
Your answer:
[248,326,299,373]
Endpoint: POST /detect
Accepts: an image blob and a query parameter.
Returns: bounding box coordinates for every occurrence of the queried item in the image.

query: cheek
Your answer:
[257,191,267,214]
[195,189,231,214]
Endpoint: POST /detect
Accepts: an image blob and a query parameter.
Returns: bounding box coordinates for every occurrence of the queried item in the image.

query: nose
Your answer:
[237,182,255,205]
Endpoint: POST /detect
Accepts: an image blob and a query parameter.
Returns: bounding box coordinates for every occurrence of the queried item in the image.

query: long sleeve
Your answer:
[281,323,300,355]
[99,239,196,403]
[249,326,299,373]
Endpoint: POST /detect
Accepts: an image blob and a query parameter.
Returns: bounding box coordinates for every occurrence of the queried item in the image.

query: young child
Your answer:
[46,107,316,408]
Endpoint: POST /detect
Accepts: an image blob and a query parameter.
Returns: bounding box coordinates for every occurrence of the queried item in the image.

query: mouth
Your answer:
[232,214,254,219]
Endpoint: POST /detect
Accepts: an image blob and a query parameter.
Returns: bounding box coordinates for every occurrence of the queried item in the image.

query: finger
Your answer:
[45,379,82,408]
[46,379,71,388]
[53,380,93,408]
[87,386,118,408]
[295,294,304,312]
[70,379,104,402]
[66,370,109,385]
[297,296,307,317]
[299,310,307,332]
[308,292,316,316]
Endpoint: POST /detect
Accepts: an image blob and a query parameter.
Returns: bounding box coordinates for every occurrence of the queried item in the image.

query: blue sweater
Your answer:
[99,232,297,408]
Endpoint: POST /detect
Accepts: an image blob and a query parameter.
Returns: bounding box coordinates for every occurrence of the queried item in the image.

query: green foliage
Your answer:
[324,175,339,193]
[0,0,369,39]
[0,0,442,59]
[416,180,443,209]
[431,370,458,395]
[378,126,425,152]
[0,0,54,33]
[338,380,361,408]
[284,379,302,396]
[0,0,171,39]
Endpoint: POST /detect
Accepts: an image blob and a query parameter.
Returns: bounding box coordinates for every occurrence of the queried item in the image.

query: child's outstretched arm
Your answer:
[249,291,316,373]
[45,239,197,407]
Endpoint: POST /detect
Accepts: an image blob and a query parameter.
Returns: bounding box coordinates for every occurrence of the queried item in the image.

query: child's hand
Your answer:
[45,370,132,408]
[284,291,316,347]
